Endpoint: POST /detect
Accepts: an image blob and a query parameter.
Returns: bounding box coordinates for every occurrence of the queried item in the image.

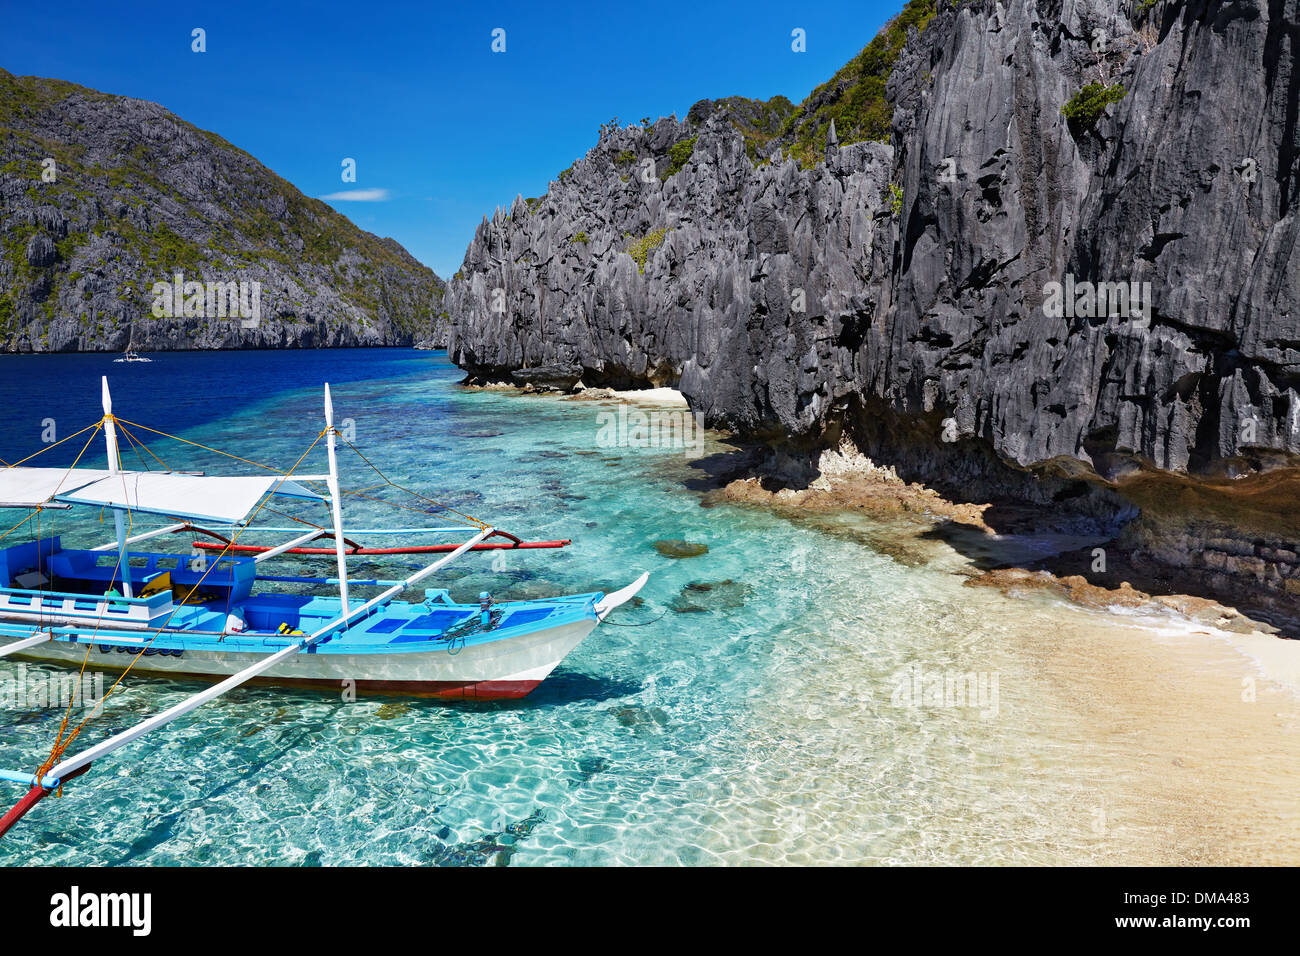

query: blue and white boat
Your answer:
[0,378,646,834]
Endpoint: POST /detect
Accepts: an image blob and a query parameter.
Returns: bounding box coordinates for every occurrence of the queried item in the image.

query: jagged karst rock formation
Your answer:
[449,0,1300,600]
[0,69,447,351]
[448,110,893,440]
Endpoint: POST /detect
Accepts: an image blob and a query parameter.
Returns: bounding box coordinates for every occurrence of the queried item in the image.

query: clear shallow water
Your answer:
[0,350,1296,865]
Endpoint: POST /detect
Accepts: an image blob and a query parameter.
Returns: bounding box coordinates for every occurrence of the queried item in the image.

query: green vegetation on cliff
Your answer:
[778,0,937,165]
[625,228,669,273]
[665,137,697,178]
[0,68,445,351]
[686,96,797,162]
[1061,82,1127,130]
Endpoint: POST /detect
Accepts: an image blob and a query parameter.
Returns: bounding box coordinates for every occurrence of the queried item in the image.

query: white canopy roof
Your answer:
[0,467,324,524]
[0,467,111,509]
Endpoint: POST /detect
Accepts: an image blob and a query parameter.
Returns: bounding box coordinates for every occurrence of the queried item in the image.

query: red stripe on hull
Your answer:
[17,658,542,700]
[312,677,543,699]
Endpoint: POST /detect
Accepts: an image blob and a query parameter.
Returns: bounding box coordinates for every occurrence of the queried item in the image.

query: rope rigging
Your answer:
[30,425,329,785]
[2,407,509,790]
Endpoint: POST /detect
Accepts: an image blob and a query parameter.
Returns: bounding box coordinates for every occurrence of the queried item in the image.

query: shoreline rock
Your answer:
[443,0,1300,596]
[701,438,1300,642]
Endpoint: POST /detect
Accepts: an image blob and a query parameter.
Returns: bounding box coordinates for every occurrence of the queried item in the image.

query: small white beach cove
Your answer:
[606,387,689,406]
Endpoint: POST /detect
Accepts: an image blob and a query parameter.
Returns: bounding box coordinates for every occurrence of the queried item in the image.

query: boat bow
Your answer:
[595,572,650,621]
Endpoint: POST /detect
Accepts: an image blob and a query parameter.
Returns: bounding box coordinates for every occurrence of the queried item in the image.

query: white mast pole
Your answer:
[323,383,350,614]
[101,376,133,599]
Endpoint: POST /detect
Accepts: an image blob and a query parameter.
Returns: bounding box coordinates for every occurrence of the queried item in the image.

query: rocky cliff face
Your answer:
[0,70,447,351]
[447,111,893,444]
[448,0,1300,598]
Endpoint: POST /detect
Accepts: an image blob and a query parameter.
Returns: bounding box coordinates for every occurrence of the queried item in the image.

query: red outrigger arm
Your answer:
[0,763,92,839]
[192,539,571,556]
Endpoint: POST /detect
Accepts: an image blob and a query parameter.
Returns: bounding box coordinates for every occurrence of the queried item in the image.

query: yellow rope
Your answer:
[115,417,489,529]
[118,422,170,472]
[2,421,105,470]
[259,505,327,531]
[114,419,290,475]
[18,403,493,783]
[337,434,487,529]
[34,428,329,782]
[0,424,105,549]
[0,510,39,547]
[32,420,143,786]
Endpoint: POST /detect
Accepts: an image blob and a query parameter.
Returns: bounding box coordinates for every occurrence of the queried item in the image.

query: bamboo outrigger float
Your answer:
[0,378,647,838]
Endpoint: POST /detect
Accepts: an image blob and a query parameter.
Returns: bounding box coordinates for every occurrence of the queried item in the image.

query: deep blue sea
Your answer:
[0,349,1292,865]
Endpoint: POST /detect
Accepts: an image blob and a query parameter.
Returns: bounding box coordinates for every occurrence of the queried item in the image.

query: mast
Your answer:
[101,377,133,599]
[323,383,350,614]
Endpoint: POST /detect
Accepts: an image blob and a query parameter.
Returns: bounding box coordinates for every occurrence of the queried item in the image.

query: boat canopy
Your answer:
[0,467,112,509]
[0,466,324,524]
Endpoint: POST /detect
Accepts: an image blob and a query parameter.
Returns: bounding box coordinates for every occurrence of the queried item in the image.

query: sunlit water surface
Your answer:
[0,350,1296,865]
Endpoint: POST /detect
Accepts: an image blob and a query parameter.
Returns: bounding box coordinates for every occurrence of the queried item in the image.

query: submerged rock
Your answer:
[374,701,410,720]
[669,578,752,613]
[574,755,610,783]
[428,810,547,867]
[613,705,670,732]
[653,539,709,559]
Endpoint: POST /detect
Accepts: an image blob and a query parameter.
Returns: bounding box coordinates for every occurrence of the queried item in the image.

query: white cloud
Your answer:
[319,188,390,202]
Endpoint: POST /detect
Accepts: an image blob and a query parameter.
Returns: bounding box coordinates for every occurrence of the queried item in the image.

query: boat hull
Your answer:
[2,616,598,700]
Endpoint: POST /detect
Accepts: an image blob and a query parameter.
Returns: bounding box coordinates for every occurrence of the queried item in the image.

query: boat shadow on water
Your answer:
[105,722,326,865]
[424,669,642,711]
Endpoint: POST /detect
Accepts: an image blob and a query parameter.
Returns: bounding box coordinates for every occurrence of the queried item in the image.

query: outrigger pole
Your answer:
[0,525,494,838]
[101,377,133,599]
[0,632,51,660]
[323,383,350,615]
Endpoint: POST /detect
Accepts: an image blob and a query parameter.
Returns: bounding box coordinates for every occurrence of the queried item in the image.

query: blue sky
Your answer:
[1,0,903,277]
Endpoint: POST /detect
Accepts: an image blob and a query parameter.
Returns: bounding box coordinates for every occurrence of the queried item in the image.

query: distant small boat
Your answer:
[114,328,151,363]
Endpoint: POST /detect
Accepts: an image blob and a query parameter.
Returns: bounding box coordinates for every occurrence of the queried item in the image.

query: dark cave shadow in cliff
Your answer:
[679,447,767,493]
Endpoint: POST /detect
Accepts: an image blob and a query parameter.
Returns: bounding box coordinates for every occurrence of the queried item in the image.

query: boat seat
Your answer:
[0,537,61,589]
[171,555,256,603]
[241,594,314,632]
[47,549,256,603]
[48,549,153,591]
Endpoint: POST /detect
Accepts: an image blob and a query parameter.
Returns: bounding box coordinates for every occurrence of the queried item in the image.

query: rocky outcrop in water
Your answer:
[0,69,447,351]
[447,0,1300,599]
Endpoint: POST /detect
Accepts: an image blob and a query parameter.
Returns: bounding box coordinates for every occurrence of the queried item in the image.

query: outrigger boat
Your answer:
[0,378,647,837]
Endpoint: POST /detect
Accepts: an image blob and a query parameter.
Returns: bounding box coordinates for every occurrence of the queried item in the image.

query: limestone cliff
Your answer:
[448,0,1300,598]
[0,69,447,351]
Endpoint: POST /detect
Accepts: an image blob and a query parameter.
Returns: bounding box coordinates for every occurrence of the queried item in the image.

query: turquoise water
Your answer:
[0,350,1283,865]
